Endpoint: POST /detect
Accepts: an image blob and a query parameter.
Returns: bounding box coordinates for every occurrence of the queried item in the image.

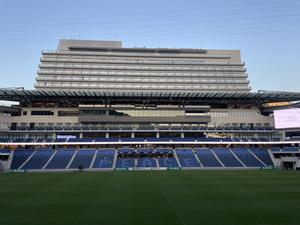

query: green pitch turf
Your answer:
[0,170,300,225]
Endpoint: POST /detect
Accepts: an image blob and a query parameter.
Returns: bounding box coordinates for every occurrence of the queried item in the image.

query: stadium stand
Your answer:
[231,148,265,167]
[211,148,244,167]
[4,146,295,171]
[10,149,35,169]
[92,149,115,169]
[45,149,75,169]
[176,149,201,168]
[69,149,95,169]
[116,158,135,168]
[248,148,274,166]
[21,148,54,170]
[157,157,179,167]
[137,158,157,168]
[195,148,223,167]
[282,147,299,152]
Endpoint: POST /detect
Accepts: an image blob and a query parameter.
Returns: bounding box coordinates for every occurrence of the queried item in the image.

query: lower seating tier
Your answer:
[6,147,276,170]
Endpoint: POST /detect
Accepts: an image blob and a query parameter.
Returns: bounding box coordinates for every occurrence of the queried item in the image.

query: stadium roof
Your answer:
[1,89,300,105]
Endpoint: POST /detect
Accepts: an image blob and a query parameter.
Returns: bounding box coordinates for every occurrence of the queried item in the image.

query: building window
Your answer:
[31,111,54,116]
[58,111,79,116]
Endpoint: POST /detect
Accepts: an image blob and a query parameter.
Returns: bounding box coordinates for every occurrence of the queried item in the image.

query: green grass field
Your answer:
[0,170,300,225]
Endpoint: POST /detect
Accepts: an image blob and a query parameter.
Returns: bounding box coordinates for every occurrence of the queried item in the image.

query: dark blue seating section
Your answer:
[176,149,200,167]
[249,148,273,166]
[118,148,135,154]
[212,148,244,167]
[120,137,145,142]
[116,158,135,168]
[12,125,276,132]
[67,138,94,142]
[94,137,119,142]
[146,137,170,142]
[232,148,264,167]
[282,147,299,152]
[54,138,67,143]
[157,157,179,167]
[21,149,54,170]
[196,137,232,142]
[136,148,155,154]
[8,147,276,170]
[69,150,95,169]
[10,149,35,169]
[172,138,195,142]
[93,149,115,168]
[2,136,294,143]
[195,148,222,167]
[155,148,173,154]
[271,147,281,152]
[0,149,10,154]
[137,158,157,167]
[45,149,75,169]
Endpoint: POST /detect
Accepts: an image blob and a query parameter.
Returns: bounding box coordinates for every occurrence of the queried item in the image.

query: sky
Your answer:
[0,0,300,92]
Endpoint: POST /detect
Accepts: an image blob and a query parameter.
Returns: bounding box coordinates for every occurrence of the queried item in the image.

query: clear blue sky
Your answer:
[0,0,300,92]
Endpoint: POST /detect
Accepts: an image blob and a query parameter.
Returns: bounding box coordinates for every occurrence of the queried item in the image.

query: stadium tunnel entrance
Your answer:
[281,159,297,170]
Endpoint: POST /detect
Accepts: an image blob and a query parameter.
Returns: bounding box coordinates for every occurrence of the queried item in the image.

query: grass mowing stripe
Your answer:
[149,172,188,225]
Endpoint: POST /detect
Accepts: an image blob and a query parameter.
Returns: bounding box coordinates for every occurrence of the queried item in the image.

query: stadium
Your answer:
[1,39,300,225]
[1,39,300,172]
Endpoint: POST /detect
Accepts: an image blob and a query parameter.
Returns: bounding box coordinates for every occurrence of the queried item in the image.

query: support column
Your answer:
[280,131,286,141]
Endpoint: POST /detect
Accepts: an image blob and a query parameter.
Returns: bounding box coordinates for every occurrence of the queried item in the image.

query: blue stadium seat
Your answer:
[212,148,244,167]
[137,158,157,167]
[136,148,155,154]
[116,158,135,168]
[146,137,170,142]
[21,149,54,170]
[120,137,145,142]
[176,149,200,167]
[155,148,173,154]
[195,148,222,167]
[118,148,136,154]
[54,138,67,142]
[232,148,265,167]
[94,137,119,142]
[67,138,94,142]
[10,149,35,169]
[271,147,281,152]
[157,157,179,167]
[0,149,10,154]
[171,138,195,142]
[92,149,115,168]
[248,148,273,166]
[45,149,75,169]
[170,126,182,130]
[282,147,299,152]
[69,150,95,169]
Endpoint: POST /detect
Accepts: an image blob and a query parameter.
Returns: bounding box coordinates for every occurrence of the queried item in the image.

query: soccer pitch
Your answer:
[0,170,300,225]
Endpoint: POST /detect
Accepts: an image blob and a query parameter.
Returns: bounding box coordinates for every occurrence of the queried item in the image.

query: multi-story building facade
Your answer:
[35,40,250,92]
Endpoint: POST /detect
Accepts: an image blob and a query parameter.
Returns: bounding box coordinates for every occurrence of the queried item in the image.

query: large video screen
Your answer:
[274,108,300,129]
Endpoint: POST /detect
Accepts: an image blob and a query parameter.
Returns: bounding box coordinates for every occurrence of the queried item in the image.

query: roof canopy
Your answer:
[1,89,300,105]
